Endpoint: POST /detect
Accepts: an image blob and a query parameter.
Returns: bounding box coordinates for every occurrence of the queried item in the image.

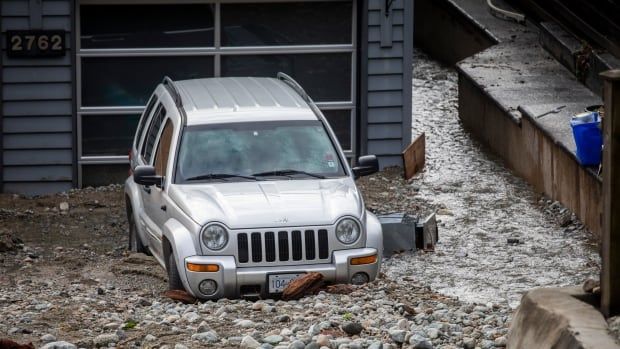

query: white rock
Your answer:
[191,331,219,344]
[241,335,261,349]
[144,334,157,342]
[40,341,76,349]
[182,312,200,323]
[59,202,69,211]
[93,334,119,347]
[40,334,57,343]
[237,319,257,328]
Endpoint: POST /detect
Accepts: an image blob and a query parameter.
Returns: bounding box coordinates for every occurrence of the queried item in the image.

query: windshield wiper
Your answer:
[252,169,326,179]
[185,173,259,181]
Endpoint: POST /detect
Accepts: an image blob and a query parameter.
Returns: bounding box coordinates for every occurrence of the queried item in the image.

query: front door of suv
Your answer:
[142,118,174,261]
[138,103,167,260]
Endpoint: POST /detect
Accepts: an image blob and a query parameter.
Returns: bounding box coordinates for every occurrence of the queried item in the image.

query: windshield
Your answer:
[175,120,347,183]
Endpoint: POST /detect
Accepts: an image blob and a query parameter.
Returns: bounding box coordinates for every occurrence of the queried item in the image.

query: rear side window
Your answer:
[154,119,174,176]
[134,95,158,148]
[141,104,167,163]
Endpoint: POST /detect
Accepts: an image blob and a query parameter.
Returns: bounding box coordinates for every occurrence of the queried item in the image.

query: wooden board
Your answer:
[402,133,426,180]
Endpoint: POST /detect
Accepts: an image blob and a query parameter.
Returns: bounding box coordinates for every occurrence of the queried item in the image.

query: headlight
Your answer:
[201,224,228,250]
[336,218,360,244]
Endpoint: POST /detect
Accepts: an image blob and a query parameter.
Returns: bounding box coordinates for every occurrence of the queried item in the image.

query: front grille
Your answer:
[237,229,329,265]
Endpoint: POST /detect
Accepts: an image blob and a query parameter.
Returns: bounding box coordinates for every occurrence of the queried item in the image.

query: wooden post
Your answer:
[601,69,620,317]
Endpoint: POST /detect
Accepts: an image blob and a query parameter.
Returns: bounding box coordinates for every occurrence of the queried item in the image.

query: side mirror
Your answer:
[133,165,162,187]
[352,155,379,179]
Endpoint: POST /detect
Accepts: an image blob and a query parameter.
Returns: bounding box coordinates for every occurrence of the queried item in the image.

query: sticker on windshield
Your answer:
[327,160,335,168]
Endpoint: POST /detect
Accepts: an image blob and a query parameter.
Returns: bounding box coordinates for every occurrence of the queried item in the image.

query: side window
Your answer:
[141,104,167,163]
[153,119,174,176]
[134,94,158,149]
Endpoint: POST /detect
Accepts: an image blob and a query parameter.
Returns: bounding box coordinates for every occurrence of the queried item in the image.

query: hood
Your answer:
[169,178,363,228]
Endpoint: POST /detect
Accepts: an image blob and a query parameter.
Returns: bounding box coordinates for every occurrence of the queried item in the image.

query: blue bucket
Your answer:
[570,112,602,166]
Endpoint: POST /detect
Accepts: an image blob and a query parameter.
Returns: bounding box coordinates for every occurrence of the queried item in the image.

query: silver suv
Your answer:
[124,73,383,299]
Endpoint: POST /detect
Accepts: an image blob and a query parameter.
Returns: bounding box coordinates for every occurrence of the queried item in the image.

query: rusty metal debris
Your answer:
[163,289,197,304]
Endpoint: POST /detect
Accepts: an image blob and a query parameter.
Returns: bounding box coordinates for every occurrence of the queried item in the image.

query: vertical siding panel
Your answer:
[1,0,74,195]
[362,0,410,168]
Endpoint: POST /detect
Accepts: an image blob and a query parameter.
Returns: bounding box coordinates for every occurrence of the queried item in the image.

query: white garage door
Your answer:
[76,0,357,187]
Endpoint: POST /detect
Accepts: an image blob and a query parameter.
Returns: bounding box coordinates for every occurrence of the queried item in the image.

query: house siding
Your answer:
[1,0,74,195]
[362,0,413,168]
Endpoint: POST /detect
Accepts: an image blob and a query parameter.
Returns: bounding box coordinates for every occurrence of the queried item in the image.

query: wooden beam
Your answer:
[601,69,620,317]
[402,133,425,180]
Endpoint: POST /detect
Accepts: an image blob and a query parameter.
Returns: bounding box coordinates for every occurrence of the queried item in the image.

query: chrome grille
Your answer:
[237,229,330,265]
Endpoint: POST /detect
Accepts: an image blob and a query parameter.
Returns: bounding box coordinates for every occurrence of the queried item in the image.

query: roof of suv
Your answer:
[172,77,318,125]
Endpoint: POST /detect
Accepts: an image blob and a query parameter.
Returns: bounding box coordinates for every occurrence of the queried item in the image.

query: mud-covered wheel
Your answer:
[168,253,184,290]
[128,211,147,253]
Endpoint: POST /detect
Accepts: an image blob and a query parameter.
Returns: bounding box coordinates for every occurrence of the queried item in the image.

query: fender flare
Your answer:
[365,210,384,267]
[162,219,198,295]
[124,179,148,247]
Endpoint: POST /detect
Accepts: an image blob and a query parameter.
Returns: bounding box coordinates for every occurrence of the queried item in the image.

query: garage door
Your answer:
[77,0,357,187]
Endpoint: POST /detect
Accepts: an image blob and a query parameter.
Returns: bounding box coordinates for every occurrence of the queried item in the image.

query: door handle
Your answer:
[160,205,167,211]
[143,186,151,194]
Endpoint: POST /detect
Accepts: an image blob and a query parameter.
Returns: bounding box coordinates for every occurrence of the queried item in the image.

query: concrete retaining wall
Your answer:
[416,0,604,237]
[508,287,619,349]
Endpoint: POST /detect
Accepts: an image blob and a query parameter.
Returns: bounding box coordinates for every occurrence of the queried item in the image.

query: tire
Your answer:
[128,211,147,254]
[167,252,184,290]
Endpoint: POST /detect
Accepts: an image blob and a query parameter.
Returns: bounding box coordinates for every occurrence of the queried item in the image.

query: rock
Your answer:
[304,342,320,349]
[0,230,18,252]
[174,344,189,349]
[316,335,330,347]
[237,319,256,328]
[276,315,291,322]
[282,272,324,300]
[241,335,261,349]
[367,342,382,349]
[462,337,475,349]
[191,331,219,344]
[494,336,507,347]
[182,311,200,323]
[260,344,274,349]
[59,202,69,211]
[40,341,76,349]
[288,340,306,349]
[308,324,321,336]
[342,322,363,336]
[409,334,432,349]
[583,278,600,293]
[41,334,57,343]
[262,335,284,345]
[144,334,157,342]
[389,329,407,343]
[93,334,119,347]
[426,328,439,339]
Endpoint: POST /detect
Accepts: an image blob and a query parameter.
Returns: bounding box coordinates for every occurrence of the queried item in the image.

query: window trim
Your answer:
[76,0,357,185]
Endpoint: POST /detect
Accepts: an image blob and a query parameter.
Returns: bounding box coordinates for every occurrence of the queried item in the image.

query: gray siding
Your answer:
[1,0,74,195]
[362,0,413,168]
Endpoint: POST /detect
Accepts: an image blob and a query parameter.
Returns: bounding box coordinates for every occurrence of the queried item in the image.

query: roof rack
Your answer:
[162,76,182,108]
[276,72,310,102]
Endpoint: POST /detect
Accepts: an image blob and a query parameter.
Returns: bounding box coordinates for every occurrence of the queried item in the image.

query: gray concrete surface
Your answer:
[507,287,619,349]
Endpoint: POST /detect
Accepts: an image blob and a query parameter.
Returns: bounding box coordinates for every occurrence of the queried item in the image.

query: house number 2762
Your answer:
[7,31,66,58]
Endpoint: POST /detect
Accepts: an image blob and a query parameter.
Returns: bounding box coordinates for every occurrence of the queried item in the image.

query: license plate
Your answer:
[268,273,304,293]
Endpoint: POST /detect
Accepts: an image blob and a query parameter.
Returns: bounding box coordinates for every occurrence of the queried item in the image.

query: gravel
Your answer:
[0,50,602,348]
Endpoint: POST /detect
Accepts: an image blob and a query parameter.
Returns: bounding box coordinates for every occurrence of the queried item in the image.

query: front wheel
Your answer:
[167,253,184,290]
[128,211,147,254]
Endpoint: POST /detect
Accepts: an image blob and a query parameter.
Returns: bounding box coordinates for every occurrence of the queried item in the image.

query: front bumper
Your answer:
[183,247,379,299]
